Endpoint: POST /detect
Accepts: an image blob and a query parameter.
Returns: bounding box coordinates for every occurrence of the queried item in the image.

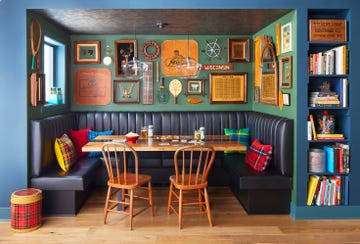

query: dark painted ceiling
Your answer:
[33,9,292,35]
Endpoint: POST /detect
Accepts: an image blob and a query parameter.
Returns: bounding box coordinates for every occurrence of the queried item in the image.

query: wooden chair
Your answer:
[167,145,216,229]
[101,142,153,230]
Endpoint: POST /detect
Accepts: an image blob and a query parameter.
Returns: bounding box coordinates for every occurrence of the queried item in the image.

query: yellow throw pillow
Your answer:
[54,134,77,172]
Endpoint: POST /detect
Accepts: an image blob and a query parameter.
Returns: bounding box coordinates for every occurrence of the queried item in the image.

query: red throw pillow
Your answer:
[244,139,272,172]
[70,126,92,158]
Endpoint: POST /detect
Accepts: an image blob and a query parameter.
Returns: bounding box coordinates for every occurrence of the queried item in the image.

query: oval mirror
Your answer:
[260,36,278,105]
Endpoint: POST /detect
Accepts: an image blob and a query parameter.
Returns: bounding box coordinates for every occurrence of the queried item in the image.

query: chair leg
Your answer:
[198,189,203,211]
[179,189,183,229]
[129,189,134,230]
[167,182,173,214]
[204,187,213,227]
[104,186,112,224]
[148,181,154,216]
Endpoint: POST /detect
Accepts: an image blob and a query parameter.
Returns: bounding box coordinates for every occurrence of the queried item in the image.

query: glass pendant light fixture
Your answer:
[176,33,202,78]
[121,28,149,78]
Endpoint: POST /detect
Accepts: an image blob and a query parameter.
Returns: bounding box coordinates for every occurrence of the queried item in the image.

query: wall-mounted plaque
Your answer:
[209,73,247,104]
[309,19,347,42]
[74,68,111,105]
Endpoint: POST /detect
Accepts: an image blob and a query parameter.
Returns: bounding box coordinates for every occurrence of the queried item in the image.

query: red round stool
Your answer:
[10,188,42,232]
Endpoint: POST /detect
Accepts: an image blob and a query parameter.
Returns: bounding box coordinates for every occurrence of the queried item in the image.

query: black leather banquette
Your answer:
[30,111,293,215]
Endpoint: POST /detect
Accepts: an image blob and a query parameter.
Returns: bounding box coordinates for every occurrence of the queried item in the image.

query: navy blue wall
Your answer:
[0,0,359,219]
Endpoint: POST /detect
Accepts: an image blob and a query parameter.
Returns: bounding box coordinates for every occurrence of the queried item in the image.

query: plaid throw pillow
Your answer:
[54,134,77,172]
[88,130,113,157]
[244,139,272,171]
[224,127,250,153]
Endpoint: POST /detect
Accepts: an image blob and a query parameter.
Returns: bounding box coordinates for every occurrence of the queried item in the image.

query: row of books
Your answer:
[308,45,348,75]
[307,175,349,206]
[323,143,350,174]
[307,114,346,141]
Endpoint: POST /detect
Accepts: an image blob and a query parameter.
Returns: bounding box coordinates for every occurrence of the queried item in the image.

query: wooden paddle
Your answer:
[169,79,182,104]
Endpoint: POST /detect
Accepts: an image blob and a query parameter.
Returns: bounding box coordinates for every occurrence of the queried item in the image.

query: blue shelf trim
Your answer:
[291,203,360,219]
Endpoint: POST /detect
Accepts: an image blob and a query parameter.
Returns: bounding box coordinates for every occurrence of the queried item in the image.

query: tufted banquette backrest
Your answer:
[30,111,293,178]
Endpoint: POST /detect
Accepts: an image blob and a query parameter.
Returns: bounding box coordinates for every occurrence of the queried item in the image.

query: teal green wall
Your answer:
[253,10,296,119]
[70,34,253,112]
[27,11,71,121]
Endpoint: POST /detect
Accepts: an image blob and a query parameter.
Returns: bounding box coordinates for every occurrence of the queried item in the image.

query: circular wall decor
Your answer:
[142,41,160,60]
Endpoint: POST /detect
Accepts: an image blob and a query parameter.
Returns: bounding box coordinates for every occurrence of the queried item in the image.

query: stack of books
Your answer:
[317,133,345,140]
[309,91,340,107]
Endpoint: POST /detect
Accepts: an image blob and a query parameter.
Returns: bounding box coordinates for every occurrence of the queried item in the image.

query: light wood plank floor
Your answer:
[1,187,360,243]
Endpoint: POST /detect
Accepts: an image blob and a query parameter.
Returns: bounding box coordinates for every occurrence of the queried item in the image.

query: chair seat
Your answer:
[108,173,151,188]
[169,174,208,190]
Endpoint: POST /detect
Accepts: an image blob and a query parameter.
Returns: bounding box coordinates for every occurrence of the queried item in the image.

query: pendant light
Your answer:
[121,28,149,78]
[176,33,202,78]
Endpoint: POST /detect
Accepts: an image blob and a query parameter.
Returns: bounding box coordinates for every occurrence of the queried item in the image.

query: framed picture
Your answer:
[115,40,137,76]
[74,40,101,64]
[185,79,205,96]
[260,72,278,105]
[280,56,292,88]
[209,73,247,104]
[228,38,250,62]
[282,93,291,106]
[281,22,292,53]
[113,80,140,104]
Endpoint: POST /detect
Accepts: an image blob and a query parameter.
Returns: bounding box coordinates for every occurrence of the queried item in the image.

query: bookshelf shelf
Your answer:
[305,9,351,210]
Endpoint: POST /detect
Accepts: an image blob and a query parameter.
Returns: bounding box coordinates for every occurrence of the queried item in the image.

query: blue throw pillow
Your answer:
[88,130,113,157]
[224,127,250,153]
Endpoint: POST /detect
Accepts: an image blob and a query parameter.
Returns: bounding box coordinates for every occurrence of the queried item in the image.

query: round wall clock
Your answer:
[202,38,225,60]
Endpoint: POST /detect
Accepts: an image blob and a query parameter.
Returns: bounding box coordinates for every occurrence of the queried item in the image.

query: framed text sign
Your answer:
[74,68,111,105]
[209,73,247,104]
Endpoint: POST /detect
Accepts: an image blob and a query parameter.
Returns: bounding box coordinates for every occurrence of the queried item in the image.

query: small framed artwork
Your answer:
[209,73,247,104]
[280,56,292,88]
[115,40,137,76]
[74,40,101,64]
[228,38,250,62]
[113,80,140,104]
[260,72,278,105]
[185,79,205,96]
[281,22,292,53]
[282,93,291,106]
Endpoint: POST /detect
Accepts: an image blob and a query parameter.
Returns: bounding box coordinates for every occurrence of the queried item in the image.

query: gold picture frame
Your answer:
[185,79,205,96]
[209,73,247,104]
[113,80,140,104]
[74,40,101,64]
[260,72,278,105]
[228,38,250,62]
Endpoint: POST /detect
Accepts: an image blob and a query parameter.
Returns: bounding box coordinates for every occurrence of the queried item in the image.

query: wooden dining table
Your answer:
[82,135,246,152]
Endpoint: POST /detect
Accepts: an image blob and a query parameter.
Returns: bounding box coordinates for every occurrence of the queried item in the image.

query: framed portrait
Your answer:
[113,80,140,104]
[228,38,250,62]
[209,73,247,104]
[115,40,137,76]
[74,40,101,64]
[282,93,291,106]
[281,22,292,53]
[280,56,292,88]
[260,72,278,105]
[185,79,205,96]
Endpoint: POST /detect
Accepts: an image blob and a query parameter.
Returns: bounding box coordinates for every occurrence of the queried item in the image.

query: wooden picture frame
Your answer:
[282,93,291,106]
[185,79,205,96]
[281,22,292,53]
[260,72,278,105]
[113,80,140,104]
[209,73,247,104]
[280,56,292,88]
[114,40,137,76]
[74,40,101,64]
[228,38,250,62]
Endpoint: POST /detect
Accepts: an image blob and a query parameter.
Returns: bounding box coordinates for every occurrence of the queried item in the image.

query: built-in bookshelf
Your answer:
[306,9,351,210]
